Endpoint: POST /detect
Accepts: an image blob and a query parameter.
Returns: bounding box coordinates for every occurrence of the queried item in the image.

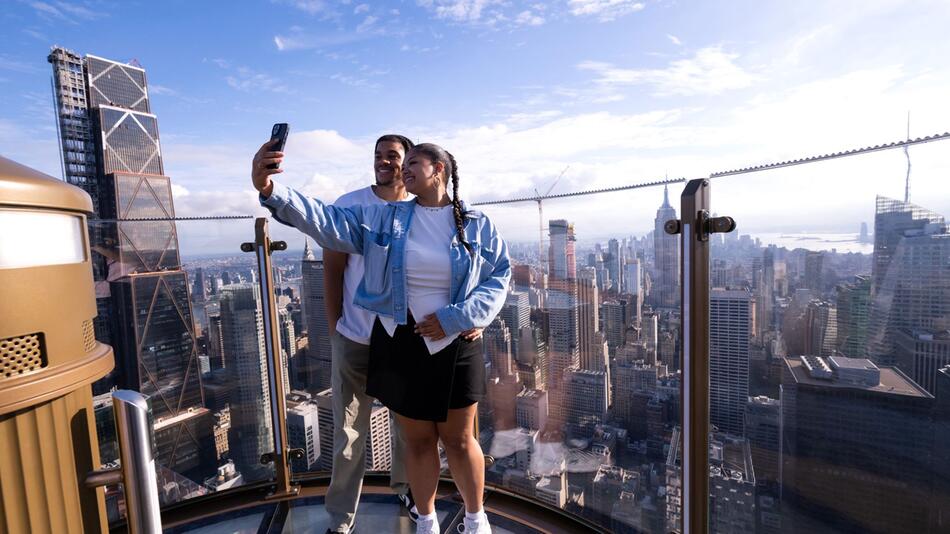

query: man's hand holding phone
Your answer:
[252,123,289,198]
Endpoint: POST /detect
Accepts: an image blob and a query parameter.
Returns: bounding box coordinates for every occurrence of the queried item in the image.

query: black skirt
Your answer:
[366,316,485,422]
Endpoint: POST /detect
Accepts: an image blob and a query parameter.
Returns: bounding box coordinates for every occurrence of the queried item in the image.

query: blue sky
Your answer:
[3,0,950,250]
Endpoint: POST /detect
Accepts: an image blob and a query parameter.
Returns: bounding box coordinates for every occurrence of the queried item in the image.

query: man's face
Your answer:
[375,141,406,186]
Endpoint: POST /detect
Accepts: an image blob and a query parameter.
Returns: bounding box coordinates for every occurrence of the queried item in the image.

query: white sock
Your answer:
[419,510,438,522]
[465,509,486,521]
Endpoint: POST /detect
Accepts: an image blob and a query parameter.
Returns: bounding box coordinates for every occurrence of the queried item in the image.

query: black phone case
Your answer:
[267,123,289,169]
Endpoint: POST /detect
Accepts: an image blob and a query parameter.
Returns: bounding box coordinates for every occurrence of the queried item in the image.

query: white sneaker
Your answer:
[457,512,492,533]
[416,513,440,534]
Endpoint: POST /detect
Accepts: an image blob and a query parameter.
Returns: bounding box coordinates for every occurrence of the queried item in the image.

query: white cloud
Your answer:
[276,0,330,15]
[356,15,378,32]
[419,0,502,22]
[354,3,369,13]
[515,10,544,26]
[28,1,105,22]
[329,72,381,89]
[274,28,373,51]
[578,46,759,96]
[226,67,292,94]
[149,84,178,96]
[22,28,48,40]
[152,62,950,246]
[0,55,43,73]
[667,34,681,46]
[568,0,644,22]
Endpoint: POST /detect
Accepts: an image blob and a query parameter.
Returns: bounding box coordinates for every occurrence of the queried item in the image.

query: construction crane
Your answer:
[531,166,569,271]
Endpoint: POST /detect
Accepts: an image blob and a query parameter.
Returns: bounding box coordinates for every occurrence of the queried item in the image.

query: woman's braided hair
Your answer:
[411,143,473,255]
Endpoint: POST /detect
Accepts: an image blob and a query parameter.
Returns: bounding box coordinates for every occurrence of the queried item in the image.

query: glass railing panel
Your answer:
[475,185,684,533]
[87,217,275,525]
[707,140,950,534]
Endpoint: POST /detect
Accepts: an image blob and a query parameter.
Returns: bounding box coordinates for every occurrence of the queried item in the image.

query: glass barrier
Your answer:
[706,141,950,534]
[282,184,684,532]
[87,216,275,524]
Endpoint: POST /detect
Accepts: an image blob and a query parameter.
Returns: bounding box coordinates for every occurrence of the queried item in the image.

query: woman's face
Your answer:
[402,150,444,196]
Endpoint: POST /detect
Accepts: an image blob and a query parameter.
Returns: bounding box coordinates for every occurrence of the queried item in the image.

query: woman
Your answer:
[253,142,510,534]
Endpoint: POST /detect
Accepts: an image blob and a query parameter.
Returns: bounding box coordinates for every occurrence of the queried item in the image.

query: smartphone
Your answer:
[267,123,289,169]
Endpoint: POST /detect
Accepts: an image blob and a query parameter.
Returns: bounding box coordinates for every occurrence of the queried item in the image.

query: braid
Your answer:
[448,152,473,255]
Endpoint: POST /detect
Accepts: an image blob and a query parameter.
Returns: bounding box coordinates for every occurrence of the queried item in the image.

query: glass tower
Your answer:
[48,47,214,489]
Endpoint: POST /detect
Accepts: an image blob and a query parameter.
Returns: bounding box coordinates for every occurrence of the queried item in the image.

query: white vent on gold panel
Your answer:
[0,333,47,379]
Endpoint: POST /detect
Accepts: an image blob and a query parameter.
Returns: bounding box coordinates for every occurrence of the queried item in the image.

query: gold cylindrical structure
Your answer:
[0,156,114,534]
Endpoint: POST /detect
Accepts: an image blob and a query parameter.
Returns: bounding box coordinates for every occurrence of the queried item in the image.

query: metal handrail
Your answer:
[86,390,163,533]
[243,217,300,499]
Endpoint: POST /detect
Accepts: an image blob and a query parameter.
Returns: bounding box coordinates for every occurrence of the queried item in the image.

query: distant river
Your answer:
[751,233,874,254]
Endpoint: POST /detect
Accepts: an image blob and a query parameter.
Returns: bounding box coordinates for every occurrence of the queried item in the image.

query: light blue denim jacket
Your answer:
[260,181,512,337]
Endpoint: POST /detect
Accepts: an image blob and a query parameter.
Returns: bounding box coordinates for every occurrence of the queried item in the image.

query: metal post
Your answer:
[666,179,735,534]
[243,217,299,499]
[112,390,162,534]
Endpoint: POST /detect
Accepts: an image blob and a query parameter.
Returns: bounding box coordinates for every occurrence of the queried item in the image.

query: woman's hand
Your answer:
[415,314,446,340]
[252,140,284,197]
[460,327,483,342]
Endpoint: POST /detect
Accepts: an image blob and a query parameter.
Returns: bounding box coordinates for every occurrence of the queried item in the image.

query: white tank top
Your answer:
[380,204,459,354]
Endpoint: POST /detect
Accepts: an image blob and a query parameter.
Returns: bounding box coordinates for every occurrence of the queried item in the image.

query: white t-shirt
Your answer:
[333,186,402,345]
[380,204,459,355]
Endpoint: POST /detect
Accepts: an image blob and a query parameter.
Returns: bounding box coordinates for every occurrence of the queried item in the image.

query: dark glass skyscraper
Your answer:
[867,197,949,368]
[780,355,935,534]
[48,47,214,487]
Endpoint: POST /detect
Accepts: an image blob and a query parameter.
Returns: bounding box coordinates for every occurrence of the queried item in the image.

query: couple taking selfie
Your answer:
[252,132,511,534]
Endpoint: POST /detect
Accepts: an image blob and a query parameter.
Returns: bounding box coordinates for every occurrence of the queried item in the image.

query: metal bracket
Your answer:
[241,240,287,253]
[664,219,682,235]
[698,210,736,242]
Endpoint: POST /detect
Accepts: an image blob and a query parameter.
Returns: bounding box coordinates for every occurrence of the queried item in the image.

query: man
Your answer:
[252,134,483,534]
[323,134,416,534]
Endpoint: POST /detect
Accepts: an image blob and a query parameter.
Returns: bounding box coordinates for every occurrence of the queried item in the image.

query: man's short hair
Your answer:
[375,134,414,154]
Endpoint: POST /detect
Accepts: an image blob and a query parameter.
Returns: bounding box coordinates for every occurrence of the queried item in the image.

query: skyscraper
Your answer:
[835,275,871,358]
[710,289,752,435]
[602,300,626,352]
[193,267,207,302]
[577,269,601,372]
[548,219,576,280]
[803,251,824,291]
[868,197,949,367]
[666,429,757,534]
[780,356,934,534]
[755,248,776,337]
[301,241,331,392]
[484,316,515,379]
[745,396,780,489]
[563,369,608,438]
[606,238,623,294]
[49,47,214,484]
[286,392,320,473]
[652,186,679,309]
[515,389,549,431]
[220,284,273,482]
[546,220,580,425]
[803,300,837,357]
[895,328,950,395]
[278,308,295,397]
